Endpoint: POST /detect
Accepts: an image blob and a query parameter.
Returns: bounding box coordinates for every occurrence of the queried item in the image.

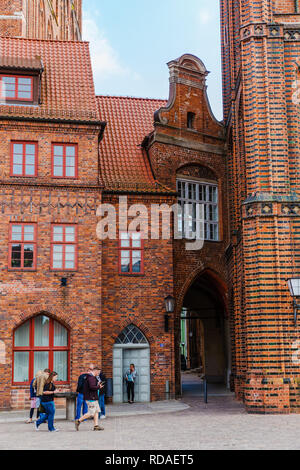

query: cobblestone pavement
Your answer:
[0,394,299,450]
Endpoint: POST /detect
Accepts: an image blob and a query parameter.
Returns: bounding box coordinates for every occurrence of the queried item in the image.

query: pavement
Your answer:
[0,374,299,450]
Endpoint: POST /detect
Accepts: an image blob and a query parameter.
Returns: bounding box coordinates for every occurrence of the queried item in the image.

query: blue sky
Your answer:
[82,0,223,120]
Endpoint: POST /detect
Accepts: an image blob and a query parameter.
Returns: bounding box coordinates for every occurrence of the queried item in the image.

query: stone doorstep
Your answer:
[0,400,190,423]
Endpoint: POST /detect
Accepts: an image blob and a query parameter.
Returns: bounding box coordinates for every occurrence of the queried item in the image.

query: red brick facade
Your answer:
[0,0,81,40]
[0,1,298,414]
[221,0,300,413]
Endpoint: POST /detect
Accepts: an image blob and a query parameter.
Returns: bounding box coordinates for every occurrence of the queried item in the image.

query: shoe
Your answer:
[50,429,59,432]
[75,419,80,431]
[100,415,106,419]
[93,425,104,431]
[26,419,33,424]
[35,422,39,431]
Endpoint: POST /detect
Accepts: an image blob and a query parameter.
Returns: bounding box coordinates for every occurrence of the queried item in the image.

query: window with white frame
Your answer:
[177,179,219,241]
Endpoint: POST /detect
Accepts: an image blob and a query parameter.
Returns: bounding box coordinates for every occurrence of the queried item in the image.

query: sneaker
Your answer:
[75,419,80,431]
[100,415,106,420]
[50,429,59,432]
[93,425,104,431]
[35,422,39,431]
[26,419,33,424]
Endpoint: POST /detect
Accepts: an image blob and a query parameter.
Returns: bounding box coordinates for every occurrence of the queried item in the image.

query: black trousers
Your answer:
[127,381,135,402]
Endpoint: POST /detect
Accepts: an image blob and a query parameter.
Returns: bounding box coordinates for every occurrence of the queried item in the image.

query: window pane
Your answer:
[53,351,68,381]
[24,245,34,268]
[65,146,75,157]
[14,352,29,383]
[54,321,68,347]
[54,156,63,167]
[34,352,49,375]
[13,164,23,175]
[53,166,63,177]
[13,154,23,165]
[34,316,50,347]
[121,256,130,273]
[14,321,30,347]
[53,145,63,156]
[53,227,63,242]
[11,225,22,241]
[65,227,75,242]
[24,225,34,242]
[18,78,31,86]
[65,166,75,177]
[11,244,21,268]
[132,251,142,273]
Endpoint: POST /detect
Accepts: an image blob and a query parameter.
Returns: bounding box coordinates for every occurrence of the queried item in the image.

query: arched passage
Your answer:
[179,270,231,396]
[113,324,150,403]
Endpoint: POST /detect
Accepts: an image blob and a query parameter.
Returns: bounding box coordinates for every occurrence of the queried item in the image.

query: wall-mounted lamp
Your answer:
[287,278,300,326]
[61,278,68,287]
[164,295,175,333]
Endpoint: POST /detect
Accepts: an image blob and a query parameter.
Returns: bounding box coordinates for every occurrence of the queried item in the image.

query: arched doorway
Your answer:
[180,271,231,395]
[113,325,150,403]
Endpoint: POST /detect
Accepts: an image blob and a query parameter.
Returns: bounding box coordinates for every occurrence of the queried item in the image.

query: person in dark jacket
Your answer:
[26,377,40,423]
[75,369,88,420]
[97,370,106,420]
[75,366,104,432]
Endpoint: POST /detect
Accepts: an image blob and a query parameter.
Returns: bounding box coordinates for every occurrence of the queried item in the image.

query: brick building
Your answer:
[221,0,300,412]
[0,0,299,414]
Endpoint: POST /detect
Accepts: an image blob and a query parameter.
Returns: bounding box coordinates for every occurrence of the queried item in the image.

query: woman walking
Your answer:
[35,371,59,433]
[26,377,40,423]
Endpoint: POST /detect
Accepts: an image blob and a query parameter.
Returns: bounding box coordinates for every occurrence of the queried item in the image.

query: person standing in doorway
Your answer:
[97,368,106,420]
[75,366,104,432]
[125,364,137,404]
[75,369,88,420]
[35,372,59,432]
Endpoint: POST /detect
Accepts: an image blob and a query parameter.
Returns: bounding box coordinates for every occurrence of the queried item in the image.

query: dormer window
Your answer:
[1,75,33,102]
[187,112,196,129]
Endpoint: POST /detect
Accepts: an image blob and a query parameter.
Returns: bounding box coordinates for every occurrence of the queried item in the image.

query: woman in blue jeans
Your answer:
[35,372,59,432]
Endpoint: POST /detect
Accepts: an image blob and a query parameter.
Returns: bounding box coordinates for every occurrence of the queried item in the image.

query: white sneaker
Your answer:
[101,416,106,419]
[35,422,39,431]
[50,429,59,432]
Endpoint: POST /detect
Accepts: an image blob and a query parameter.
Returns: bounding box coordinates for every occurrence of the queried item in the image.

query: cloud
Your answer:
[83,12,140,83]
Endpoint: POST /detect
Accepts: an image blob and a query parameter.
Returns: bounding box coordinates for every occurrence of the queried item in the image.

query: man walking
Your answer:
[125,364,137,404]
[75,369,88,420]
[75,365,104,432]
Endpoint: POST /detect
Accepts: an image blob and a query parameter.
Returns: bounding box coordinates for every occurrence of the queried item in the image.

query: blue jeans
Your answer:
[98,394,106,418]
[75,393,88,420]
[36,401,56,432]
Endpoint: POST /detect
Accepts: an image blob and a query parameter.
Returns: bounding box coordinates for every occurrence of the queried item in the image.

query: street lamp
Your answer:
[164,295,175,333]
[287,278,300,326]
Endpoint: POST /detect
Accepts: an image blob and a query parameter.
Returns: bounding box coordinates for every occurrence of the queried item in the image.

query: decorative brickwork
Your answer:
[221,0,300,413]
[0,0,82,40]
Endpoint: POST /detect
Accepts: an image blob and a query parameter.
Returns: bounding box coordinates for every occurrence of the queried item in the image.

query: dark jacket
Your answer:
[97,372,106,396]
[83,373,99,401]
[76,373,87,394]
[30,378,37,399]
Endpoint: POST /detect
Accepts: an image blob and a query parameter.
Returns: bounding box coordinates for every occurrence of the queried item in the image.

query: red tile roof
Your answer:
[0,37,100,123]
[97,95,171,192]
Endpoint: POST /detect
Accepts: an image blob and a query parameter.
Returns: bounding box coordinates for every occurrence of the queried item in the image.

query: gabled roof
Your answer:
[0,37,100,123]
[97,95,171,193]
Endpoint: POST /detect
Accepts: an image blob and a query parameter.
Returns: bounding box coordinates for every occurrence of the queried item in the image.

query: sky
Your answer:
[82,0,223,121]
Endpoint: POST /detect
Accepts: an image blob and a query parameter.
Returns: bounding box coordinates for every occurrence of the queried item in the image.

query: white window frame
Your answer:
[177,178,219,242]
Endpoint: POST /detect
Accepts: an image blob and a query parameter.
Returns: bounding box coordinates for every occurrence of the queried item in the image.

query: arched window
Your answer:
[13,315,69,384]
[115,325,148,345]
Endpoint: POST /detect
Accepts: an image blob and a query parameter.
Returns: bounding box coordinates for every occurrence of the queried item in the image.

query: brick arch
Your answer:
[176,265,228,317]
[111,318,155,346]
[11,306,74,333]
[176,162,219,181]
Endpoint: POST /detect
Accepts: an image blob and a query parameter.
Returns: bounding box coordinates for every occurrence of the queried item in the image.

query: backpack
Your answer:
[77,374,87,393]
